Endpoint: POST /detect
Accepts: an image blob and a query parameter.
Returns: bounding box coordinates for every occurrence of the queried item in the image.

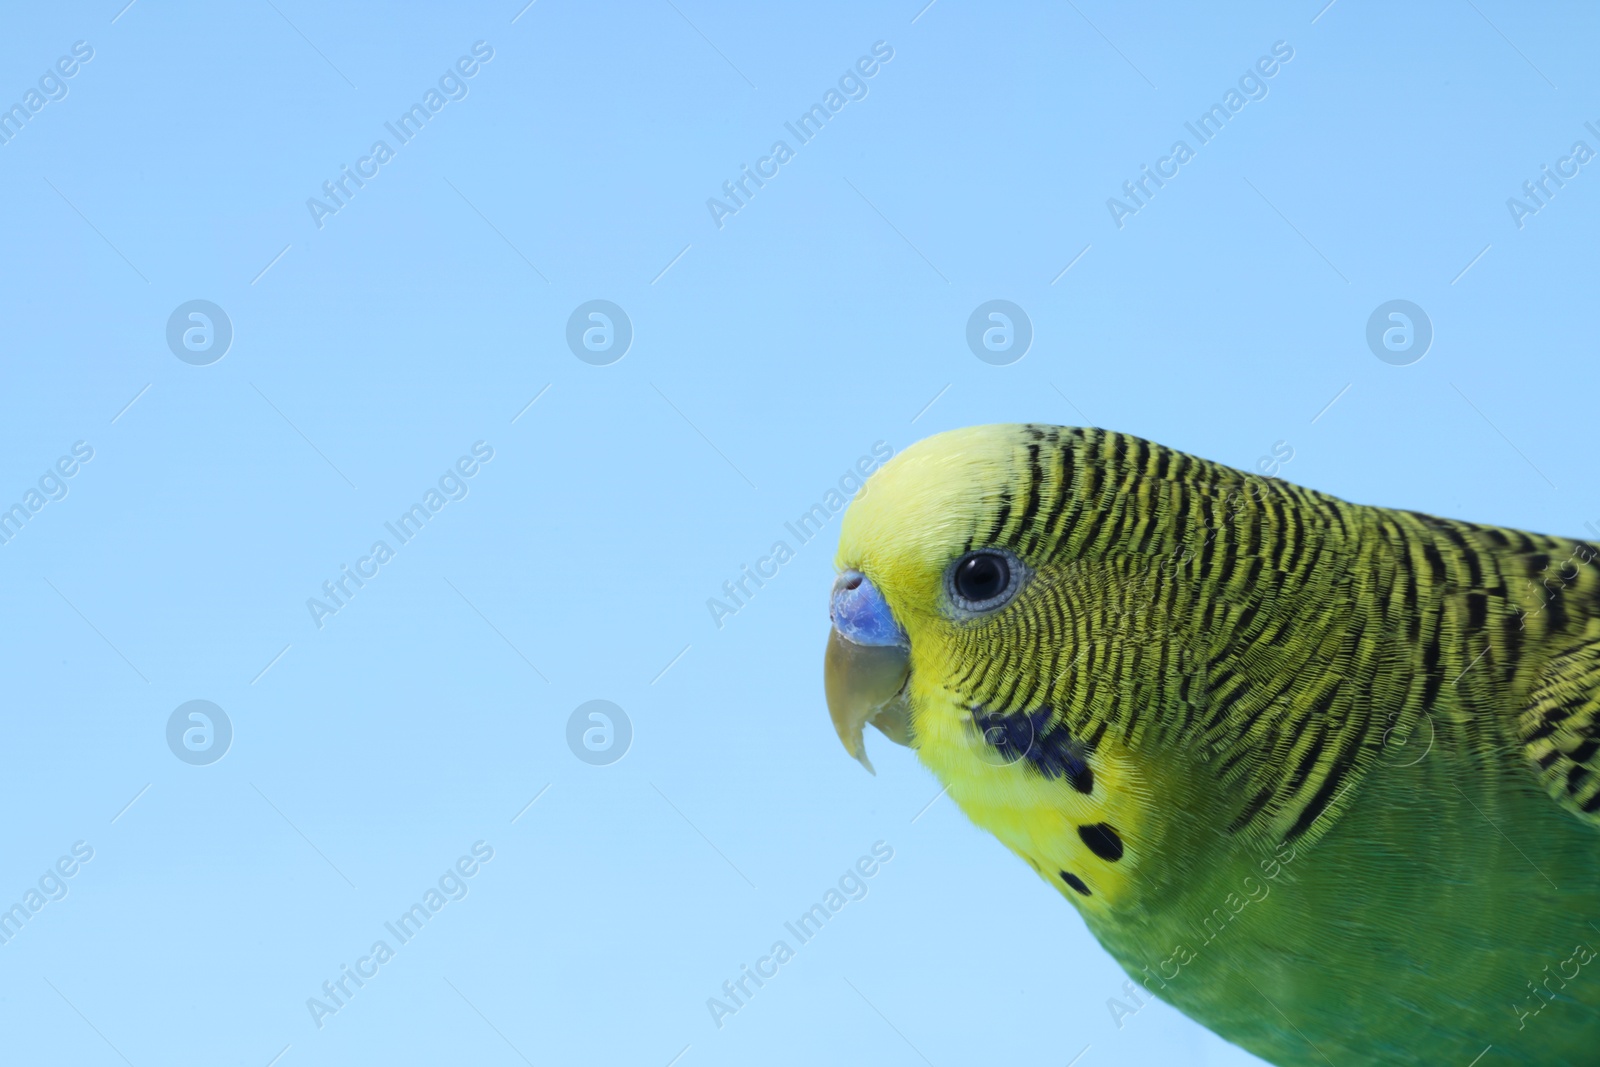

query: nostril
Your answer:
[830,571,905,647]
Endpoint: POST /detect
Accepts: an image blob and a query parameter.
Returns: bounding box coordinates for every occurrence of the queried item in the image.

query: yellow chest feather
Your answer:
[912,681,1154,913]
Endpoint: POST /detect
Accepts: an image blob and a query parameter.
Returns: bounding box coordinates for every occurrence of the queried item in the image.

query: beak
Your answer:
[825,571,913,775]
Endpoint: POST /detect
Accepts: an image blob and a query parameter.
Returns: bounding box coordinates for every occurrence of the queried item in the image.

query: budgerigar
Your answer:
[823,424,1600,1065]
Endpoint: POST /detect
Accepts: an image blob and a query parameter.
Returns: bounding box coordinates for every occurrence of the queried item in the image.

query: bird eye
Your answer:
[948,549,1022,613]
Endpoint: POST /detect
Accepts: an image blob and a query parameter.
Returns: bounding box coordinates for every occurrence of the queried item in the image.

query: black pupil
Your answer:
[956,553,1008,603]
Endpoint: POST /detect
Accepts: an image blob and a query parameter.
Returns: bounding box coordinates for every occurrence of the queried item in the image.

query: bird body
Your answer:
[824,424,1600,1065]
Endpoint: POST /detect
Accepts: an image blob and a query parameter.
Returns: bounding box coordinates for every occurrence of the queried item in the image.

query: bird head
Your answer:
[826,424,1058,773]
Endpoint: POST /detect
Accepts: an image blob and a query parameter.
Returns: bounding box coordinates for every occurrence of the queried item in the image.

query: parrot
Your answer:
[823,423,1600,1066]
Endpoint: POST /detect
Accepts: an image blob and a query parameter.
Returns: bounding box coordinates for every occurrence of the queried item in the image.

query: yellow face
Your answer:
[827,424,1159,911]
[835,424,1024,637]
[825,425,1029,773]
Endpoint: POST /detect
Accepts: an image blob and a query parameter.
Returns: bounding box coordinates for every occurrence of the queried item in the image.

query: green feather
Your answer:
[833,424,1600,1065]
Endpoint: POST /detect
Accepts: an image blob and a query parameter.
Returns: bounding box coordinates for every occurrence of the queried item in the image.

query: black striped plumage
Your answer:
[926,425,1600,843]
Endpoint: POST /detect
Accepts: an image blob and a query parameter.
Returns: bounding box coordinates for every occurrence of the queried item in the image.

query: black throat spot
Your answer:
[971,705,1095,795]
[1078,822,1125,862]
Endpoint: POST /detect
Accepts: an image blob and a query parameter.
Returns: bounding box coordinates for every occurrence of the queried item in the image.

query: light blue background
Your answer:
[1,2,1595,1064]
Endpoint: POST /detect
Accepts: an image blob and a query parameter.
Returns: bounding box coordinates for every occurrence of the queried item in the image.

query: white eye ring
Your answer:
[947,548,1025,614]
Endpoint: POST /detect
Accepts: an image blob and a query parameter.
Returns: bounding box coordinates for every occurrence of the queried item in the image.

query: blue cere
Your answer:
[830,571,907,647]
